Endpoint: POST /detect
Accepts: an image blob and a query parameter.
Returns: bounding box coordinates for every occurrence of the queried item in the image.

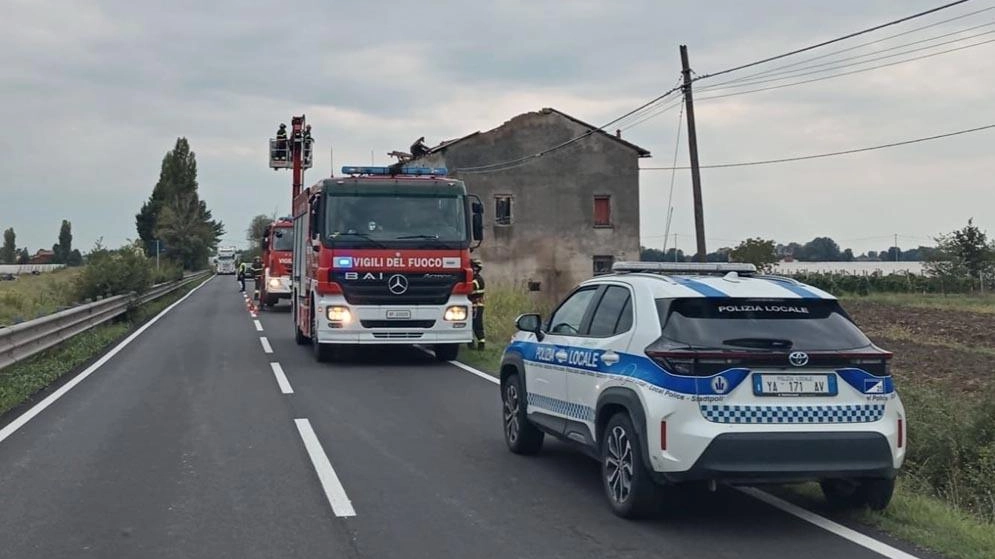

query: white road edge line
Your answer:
[294,418,356,518]
[0,275,215,446]
[448,358,922,559]
[738,488,921,559]
[254,320,264,332]
[270,362,294,394]
[260,337,273,354]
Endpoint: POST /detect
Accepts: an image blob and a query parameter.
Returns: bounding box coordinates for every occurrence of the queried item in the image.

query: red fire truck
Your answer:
[258,217,294,308]
[291,165,483,362]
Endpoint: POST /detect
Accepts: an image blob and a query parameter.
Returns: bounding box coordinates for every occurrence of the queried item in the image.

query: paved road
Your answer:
[0,277,931,558]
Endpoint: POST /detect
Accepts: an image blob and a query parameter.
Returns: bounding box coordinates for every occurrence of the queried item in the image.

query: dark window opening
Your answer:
[495,195,513,226]
[593,255,614,276]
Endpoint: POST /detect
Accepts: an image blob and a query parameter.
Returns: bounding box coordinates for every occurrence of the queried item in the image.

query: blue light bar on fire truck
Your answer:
[340,166,448,176]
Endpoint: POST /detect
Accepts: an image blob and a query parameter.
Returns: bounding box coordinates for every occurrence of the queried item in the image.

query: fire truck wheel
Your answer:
[434,344,460,361]
[293,295,309,345]
[311,304,334,362]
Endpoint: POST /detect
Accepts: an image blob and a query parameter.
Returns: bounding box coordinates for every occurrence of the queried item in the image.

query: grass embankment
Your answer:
[0,268,83,326]
[0,277,206,416]
[457,286,552,373]
[464,286,995,559]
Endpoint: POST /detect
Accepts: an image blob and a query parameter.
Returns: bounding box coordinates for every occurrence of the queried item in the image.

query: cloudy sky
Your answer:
[2,0,993,256]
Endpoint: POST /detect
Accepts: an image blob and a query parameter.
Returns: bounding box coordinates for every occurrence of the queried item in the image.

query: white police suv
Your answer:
[499,262,905,518]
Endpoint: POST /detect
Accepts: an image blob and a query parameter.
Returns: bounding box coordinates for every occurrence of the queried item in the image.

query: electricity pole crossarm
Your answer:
[680,45,708,262]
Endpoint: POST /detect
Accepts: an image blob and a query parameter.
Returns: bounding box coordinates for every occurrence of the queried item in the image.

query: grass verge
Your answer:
[0,277,205,416]
[456,285,552,374]
[0,268,83,326]
[774,482,995,559]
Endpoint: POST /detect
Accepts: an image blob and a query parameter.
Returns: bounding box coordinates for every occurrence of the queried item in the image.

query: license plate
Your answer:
[753,373,837,397]
[386,309,412,319]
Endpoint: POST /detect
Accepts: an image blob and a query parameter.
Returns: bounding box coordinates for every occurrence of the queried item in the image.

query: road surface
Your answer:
[0,276,935,558]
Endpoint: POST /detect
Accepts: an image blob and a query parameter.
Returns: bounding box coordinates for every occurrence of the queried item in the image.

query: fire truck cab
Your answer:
[291,165,484,362]
[259,218,294,308]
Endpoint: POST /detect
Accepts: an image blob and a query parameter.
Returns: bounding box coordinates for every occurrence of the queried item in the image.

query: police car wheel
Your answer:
[502,373,543,455]
[602,413,662,519]
[861,478,895,511]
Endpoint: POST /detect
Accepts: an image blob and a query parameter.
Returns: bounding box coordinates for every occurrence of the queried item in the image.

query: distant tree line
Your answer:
[639,219,994,293]
[641,236,939,265]
[1,221,83,266]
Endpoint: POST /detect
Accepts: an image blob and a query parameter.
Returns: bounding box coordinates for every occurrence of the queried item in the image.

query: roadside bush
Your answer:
[151,262,184,284]
[901,384,995,521]
[74,248,154,301]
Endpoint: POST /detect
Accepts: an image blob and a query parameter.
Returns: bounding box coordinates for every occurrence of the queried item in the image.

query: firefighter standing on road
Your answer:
[237,260,248,292]
[469,259,486,350]
[250,257,264,300]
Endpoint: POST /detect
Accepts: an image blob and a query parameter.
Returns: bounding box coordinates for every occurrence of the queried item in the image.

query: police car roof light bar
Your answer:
[612,261,758,275]
[341,165,448,176]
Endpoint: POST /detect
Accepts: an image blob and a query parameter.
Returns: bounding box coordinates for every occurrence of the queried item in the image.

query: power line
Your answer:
[694,37,995,101]
[693,0,975,82]
[700,5,995,88]
[456,84,683,174]
[698,26,995,93]
[620,96,686,131]
[640,123,995,170]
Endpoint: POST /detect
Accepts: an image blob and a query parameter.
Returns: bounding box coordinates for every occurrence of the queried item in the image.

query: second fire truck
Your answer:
[258,217,294,308]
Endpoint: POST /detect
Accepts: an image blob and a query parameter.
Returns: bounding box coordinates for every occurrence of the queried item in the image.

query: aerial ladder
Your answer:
[269,114,314,199]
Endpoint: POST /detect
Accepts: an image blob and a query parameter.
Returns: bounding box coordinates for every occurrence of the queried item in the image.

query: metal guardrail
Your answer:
[0,271,211,371]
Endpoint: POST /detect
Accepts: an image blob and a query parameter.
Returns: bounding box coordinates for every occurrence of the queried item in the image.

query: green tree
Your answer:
[926,218,995,281]
[730,238,778,273]
[51,220,73,264]
[155,193,218,270]
[800,237,841,261]
[1,227,15,264]
[136,138,224,267]
[247,214,272,248]
[17,248,29,264]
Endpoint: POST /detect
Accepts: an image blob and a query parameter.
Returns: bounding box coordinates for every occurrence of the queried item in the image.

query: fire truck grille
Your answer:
[333,272,461,306]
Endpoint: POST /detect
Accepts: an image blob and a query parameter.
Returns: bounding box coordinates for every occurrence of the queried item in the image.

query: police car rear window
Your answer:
[657,298,871,351]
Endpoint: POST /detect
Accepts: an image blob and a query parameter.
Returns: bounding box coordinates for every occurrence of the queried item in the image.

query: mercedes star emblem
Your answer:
[387,274,409,295]
[788,351,810,367]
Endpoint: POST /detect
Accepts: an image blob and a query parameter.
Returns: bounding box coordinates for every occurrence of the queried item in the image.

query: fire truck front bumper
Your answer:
[312,298,474,345]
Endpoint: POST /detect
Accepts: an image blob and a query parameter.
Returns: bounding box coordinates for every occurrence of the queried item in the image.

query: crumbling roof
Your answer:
[426,107,651,157]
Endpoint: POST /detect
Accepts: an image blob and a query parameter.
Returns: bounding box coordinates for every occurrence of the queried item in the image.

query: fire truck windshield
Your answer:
[271,228,293,251]
[325,193,467,247]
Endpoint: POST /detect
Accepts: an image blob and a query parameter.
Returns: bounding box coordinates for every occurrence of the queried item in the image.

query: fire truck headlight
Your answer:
[444,305,468,321]
[268,278,281,288]
[327,306,352,323]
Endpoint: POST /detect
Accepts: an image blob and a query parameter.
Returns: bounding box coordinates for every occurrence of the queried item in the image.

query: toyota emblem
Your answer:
[788,351,809,367]
[387,274,409,295]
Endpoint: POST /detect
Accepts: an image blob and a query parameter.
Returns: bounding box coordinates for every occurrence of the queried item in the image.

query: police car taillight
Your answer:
[846,352,893,376]
[645,350,760,376]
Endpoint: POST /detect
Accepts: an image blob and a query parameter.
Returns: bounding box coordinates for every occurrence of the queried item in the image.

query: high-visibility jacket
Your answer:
[470,274,486,308]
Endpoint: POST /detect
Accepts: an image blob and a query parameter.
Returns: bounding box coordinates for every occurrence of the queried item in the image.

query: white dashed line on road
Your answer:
[294,418,356,518]
[254,320,264,332]
[270,362,294,394]
[260,337,273,354]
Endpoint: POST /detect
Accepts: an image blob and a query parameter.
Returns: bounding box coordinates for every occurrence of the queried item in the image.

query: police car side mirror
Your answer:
[516,313,544,341]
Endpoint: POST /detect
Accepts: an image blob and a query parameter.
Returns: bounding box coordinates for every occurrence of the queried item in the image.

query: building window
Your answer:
[593,255,615,275]
[495,195,513,225]
[594,195,612,227]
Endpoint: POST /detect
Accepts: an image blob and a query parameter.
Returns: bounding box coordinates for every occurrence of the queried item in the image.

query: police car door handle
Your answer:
[601,351,620,366]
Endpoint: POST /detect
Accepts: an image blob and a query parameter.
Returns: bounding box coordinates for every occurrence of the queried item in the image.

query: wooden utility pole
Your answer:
[680,45,707,262]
